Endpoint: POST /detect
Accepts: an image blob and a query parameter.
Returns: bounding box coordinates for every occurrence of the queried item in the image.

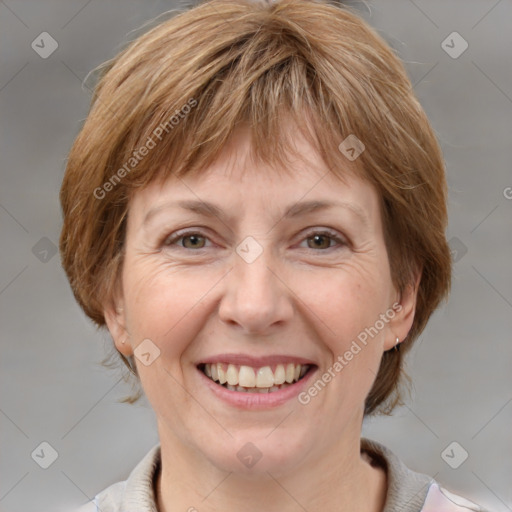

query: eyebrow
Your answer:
[143,199,369,227]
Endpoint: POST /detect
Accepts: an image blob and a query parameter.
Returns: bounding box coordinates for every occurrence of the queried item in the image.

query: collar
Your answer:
[95,438,434,511]
[360,438,433,512]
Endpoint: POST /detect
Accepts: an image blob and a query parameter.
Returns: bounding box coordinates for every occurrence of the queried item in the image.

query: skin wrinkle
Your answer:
[142,198,370,232]
[104,125,418,512]
[56,2,454,507]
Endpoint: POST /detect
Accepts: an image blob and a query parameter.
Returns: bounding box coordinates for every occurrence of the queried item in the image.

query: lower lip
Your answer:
[197,366,317,410]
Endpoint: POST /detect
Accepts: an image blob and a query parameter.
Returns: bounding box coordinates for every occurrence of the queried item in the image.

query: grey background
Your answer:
[1,1,511,511]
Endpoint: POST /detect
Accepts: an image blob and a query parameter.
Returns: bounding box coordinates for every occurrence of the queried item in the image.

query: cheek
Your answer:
[304,260,391,343]
[123,261,222,359]
[301,270,389,410]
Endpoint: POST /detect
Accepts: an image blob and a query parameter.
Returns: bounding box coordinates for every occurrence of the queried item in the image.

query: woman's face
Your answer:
[106,126,417,476]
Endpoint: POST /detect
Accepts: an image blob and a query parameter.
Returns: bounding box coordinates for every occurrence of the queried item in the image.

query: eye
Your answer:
[163,231,211,250]
[299,230,346,251]
[161,228,347,252]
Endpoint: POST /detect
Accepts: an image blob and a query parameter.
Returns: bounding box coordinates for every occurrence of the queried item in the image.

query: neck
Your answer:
[155,425,387,512]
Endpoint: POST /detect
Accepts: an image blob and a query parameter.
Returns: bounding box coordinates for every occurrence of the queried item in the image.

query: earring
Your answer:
[394,336,400,351]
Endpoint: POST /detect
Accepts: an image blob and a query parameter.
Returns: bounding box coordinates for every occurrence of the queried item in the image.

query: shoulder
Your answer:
[422,483,490,512]
[70,444,161,512]
[69,481,126,512]
[361,438,492,512]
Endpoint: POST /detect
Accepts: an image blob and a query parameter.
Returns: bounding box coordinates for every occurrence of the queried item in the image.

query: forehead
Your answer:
[129,124,381,229]
[132,128,378,210]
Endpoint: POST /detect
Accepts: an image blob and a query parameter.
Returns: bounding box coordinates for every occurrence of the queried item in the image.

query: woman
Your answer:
[60,0,491,510]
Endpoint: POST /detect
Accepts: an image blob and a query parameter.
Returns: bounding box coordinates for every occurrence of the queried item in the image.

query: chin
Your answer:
[197,432,309,477]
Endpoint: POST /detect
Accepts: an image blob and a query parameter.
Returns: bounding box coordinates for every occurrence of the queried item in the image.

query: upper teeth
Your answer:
[203,363,309,388]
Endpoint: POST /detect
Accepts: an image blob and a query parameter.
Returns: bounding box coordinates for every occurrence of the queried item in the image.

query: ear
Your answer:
[383,268,422,351]
[104,295,133,357]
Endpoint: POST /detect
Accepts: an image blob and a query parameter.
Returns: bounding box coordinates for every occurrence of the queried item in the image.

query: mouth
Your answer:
[197,361,316,394]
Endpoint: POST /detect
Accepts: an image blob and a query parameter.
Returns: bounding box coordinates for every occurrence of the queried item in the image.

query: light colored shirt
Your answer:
[75,437,491,512]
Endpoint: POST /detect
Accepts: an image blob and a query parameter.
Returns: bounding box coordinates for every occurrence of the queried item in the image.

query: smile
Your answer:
[199,362,312,393]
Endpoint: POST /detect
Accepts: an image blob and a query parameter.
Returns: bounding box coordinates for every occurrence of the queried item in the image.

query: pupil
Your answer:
[185,235,203,248]
[312,235,328,249]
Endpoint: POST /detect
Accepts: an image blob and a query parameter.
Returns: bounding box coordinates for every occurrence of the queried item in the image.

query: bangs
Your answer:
[92,2,385,196]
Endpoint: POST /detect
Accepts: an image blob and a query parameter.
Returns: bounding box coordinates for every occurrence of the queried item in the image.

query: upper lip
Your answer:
[197,354,317,368]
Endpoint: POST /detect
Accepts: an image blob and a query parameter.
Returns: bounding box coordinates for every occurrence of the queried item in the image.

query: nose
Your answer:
[218,245,294,335]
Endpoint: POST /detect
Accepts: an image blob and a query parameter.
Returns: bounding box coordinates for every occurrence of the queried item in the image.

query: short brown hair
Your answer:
[59,0,451,414]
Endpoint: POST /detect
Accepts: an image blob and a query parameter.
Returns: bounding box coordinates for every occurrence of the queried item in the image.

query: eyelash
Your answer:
[161,228,347,252]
